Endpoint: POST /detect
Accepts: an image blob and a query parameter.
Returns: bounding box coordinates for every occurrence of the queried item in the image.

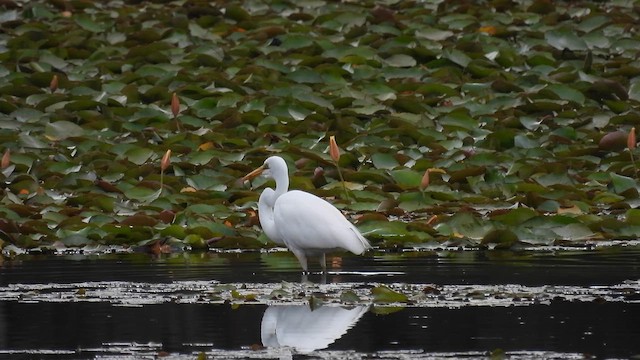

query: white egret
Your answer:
[243,156,371,272]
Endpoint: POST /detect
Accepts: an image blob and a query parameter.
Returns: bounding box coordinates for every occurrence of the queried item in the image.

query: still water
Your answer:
[0,246,639,359]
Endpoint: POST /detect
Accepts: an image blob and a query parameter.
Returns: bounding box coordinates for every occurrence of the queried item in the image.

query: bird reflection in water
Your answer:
[261,304,368,353]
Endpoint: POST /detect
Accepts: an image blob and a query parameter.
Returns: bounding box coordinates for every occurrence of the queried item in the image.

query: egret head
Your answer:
[263,156,288,178]
[242,156,288,182]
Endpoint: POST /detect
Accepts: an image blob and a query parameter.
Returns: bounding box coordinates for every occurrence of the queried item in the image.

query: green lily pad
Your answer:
[45,121,85,140]
[545,29,588,51]
[545,84,585,105]
[371,153,400,170]
[371,285,408,303]
[124,147,154,165]
[610,173,636,194]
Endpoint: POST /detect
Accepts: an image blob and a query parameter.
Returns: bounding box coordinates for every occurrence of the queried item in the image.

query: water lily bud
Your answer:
[161,149,171,172]
[329,135,340,162]
[421,168,446,190]
[50,74,58,93]
[171,92,180,118]
[420,169,430,190]
[1,149,9,169]
[628,127,636,150]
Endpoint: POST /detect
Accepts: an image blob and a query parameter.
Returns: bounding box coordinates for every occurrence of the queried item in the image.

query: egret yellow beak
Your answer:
[242,165,265,182]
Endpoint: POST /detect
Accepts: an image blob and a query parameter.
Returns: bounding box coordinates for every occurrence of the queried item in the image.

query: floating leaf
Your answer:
[384,54,416,68]
[371,153,399,170]
[481,229,518,248]
[442,49,471,67]
[371,285,408,303]
[124,147,154,166]
[389,169,421,188]
[74,14,110,33]
[545,84,585,105]
[545,29,588,51]
[124,187,162,203]
[610,173,636,194]
[492,208,538,226]
[416,28,453,41]
[45,121,85,141]
[340,290,361,303]
[551,223,595,241]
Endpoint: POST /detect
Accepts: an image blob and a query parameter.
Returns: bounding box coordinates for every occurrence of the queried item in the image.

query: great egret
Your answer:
[243,156,371,272]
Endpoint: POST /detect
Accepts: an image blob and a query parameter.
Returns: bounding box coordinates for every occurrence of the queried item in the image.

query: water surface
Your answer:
[0,246,638,359]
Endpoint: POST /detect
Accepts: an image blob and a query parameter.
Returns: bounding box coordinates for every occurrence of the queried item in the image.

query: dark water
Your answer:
[0,246,639,359]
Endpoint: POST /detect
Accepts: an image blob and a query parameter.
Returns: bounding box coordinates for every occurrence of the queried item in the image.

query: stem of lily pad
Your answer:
[628,127,636,175]
[160,149,171,196]
[160,168,164,193]
[328,135,351,201]
[333,160,350,201]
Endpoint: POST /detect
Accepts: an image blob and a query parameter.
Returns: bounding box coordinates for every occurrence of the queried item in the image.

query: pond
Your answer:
[0,244,639,359]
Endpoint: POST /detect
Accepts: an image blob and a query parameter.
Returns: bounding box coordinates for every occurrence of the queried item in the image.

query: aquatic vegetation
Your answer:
[1,1,640,252]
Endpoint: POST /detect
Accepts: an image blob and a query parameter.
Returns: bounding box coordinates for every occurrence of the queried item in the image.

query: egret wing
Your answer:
[274,190,369,254]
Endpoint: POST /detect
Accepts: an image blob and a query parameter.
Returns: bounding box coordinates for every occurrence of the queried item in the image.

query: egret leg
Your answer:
[290,248,308,273]
[301,273,309,283]
[319,253,326,273]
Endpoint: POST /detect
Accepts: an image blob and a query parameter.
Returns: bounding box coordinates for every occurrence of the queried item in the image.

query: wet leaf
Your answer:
[610,173,636,194]
[384,54,416,68]
[551,223,596,241]
[389,169,421,188]
[124,147,154,166]
[371,285,408,303]
[74,14,111,33]
[340,290,361,303]
[545,84,585,105]
[124,187,162,203]
[545,29,588,51]
[45,121,85,140]
[492,208,538,226]
[371,153,399,170]
[481,229,518,249]
[120,214,158,227]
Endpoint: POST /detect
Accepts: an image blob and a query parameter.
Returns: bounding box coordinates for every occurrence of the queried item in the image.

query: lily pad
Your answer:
[45,121,85,140]
[371,285,408,303]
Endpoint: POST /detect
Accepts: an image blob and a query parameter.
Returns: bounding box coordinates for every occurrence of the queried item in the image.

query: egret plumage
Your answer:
[243,156,370,272]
